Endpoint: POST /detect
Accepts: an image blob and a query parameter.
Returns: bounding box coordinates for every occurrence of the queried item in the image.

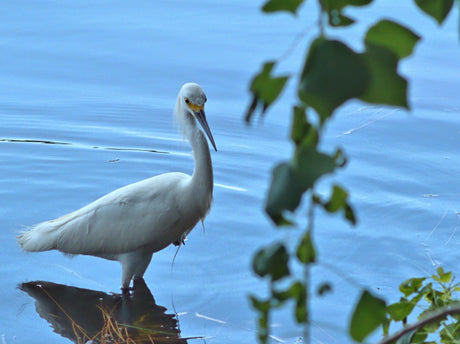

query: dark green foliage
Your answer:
[296,230,316,264]
[248,0,458,343]
[298,38,371,122]
[350,290,387,342]
[321,184,357,225]
[293,144,343,189]
[365,20,421,59]
[262,0,304,14]
[387,300,416,321]
[415,0,454,24]
[245,62,289,123]
[290,106,316,146]
[253,242,290,281]
[273,282,308,323]
[250,295,271,343]
[359,44,409,107]
[265,138,344,225]
[265,163,303,225]
[322,0,373,9]
[400,277,427,297]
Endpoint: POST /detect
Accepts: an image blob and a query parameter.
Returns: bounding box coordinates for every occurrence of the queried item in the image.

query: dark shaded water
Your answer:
[1,1,459,343]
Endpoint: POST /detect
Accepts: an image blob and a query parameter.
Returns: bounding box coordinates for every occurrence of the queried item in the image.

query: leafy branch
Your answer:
[245,0,458,343]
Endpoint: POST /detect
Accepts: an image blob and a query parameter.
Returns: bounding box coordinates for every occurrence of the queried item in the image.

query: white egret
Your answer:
[17,83,217,293]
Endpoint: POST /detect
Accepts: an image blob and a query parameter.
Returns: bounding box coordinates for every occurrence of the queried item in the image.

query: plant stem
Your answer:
[304,193,316,344]
[304,264,310,343]
[318,1,325,37]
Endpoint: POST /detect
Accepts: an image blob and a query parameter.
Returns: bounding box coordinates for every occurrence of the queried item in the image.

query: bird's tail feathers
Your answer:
[17,221,60,252]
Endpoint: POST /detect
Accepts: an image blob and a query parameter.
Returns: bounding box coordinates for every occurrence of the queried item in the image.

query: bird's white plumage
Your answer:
[18,83,216,291]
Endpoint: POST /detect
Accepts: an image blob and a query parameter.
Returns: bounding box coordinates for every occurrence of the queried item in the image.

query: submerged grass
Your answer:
[39,287,174,343]
[94,305,147,344]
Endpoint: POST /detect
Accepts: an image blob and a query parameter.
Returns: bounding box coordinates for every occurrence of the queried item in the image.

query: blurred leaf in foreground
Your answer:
[262,0,304,15]
[414,0,454,24]
[365,19,420,59]
[298,38,370,122]
[245,61,289,123]
[350,290,387,342]
[253,242,290,281]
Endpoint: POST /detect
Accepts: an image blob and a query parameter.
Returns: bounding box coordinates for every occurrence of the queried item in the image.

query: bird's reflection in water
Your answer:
[20,279,198,344]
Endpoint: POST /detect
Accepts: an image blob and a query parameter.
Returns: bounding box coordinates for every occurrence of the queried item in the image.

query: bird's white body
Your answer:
[18,83,216,291]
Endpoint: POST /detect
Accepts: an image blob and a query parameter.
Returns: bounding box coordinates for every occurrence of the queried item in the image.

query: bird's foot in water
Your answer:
[121,277,147,295]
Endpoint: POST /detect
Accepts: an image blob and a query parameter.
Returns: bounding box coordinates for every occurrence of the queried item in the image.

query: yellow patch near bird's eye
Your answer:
[188,103,204,112]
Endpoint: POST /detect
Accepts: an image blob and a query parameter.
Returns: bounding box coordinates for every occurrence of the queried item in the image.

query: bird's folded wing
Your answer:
[49,173,189,255]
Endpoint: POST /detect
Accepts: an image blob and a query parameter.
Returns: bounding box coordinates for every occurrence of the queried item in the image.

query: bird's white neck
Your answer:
[183,113,214,209]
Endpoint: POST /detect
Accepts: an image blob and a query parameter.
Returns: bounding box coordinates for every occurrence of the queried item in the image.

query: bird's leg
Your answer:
[119,251,153,293]
[121,286,132,295]
[120,254,136,293]
[132,253,153,284]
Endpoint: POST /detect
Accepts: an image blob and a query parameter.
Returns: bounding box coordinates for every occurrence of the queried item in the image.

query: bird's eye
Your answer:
[185,98,190,104]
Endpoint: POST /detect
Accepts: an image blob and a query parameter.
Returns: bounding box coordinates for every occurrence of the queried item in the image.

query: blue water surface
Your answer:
[0,1,459,343]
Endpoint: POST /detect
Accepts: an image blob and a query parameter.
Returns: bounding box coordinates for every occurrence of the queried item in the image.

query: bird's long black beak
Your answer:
[194,109,217,151]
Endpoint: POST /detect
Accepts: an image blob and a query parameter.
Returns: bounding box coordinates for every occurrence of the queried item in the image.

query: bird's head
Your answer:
[177,83,217,151]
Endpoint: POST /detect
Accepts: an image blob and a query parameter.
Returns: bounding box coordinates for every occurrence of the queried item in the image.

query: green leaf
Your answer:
[382,316,390,336]
[440,322,460,341]
[410,329,428,343]
[365,20,420,59]
[347,0,373,5]
[293,143,341,190]
[249,295,271,343]
[321,185,357,225]
[250,295,271,312]
[298,38,370,122]
[321,0,373,11]
[297,230,316,264]
[253,242,290,281]
[265,146,344,224]
[274,282,308,323]
[324,185,348,212]
[262,0,304,14]
[246,61,289,123]
[433,266,453,283]
[349,290,387,342]
[399,277,427,297]
[387,300,415,321]
[414,0,454,24]
[292,282,308,323]
[359,44,409,108]
[265,162,302,225]
[290,106,317,146]
[423,319,443,333]
[345,204,357,225]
